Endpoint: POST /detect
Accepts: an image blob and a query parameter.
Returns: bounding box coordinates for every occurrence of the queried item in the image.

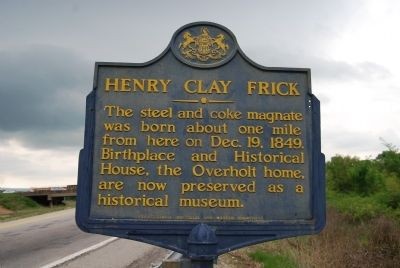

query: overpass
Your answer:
[21,185,77,207]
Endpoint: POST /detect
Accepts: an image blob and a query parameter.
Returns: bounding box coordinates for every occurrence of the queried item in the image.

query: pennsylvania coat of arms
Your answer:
[179,27,229,62]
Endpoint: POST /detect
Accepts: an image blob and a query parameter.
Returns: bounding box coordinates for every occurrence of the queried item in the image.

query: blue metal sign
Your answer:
[76,22,325,260]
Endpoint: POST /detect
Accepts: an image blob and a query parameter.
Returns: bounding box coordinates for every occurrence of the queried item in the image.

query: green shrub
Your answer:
[327,191,389,221]
[349,160,384,196]
[327,156,383,196]
[327,155,358,193]
[376,149,400,177]
[377,175,400,209]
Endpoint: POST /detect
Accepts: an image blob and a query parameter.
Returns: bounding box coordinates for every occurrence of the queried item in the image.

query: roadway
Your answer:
[0,209,169,268]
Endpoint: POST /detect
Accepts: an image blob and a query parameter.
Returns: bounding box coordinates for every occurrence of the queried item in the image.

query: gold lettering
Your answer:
[183,80,231,94]
[263,166,303,179]
[140,121,176,133]
[272,124,301,135]
[177,108,204,119]
[137,181,167,191]
[120,79,131,92]
[147,135,179,147]
[101,148,175,163]
[237,125,263,134]
[258,81,269,94]
[159,79,171,93]
[296,184,304,193]
[157,164,182,176]
[100,163,147,176]
[104,105,133,117]
[191,150,217,162]
[210,136,240,148]
[208,80,219,93]
[179,198,243,208]
[234,151,304,164]
[267,184,284,193]
[247,81,256,95]
[105,78,118,91]
[183,80,196,93]
[192,164,256,178]
[276,82,288,95]
[140,107,173,118]
[209,109,241,120]
[98,181,124,190]
[289,83,300,95]
[147,79,158,92]
[186,123,227,134]
[133,79,145,91]
[247,81,301,96]
[102,134,136,146]
[103,78,171,93]
[219,80,231,93]
[97,194,168,207]
[247,111,303,123]
[180,181,256,194]
[103,122,131,132]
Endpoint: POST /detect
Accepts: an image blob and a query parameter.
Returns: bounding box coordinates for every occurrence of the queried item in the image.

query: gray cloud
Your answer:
[0,0,398,188]
[1,0,366,62]
[323,128,400,159]
[0,45,91,148]
[244,45,391,83]
[0,128,84,149]
[310,59,391,82]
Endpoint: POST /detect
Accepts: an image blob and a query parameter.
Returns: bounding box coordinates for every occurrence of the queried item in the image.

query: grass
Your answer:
[249,251,296,268]
[327,190,400,222]
[218,207,400,268]
[0,193,75,222]
[0,193,40,210]
[2,188,399,267]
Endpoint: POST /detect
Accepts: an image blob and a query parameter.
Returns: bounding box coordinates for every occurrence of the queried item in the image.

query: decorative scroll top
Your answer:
[179,27,229,62]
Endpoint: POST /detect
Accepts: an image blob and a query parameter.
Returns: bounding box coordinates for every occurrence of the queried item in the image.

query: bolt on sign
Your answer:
[76,22,325,261]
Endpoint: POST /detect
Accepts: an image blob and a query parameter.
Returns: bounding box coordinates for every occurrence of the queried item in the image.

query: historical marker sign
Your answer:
[76,22,325,259]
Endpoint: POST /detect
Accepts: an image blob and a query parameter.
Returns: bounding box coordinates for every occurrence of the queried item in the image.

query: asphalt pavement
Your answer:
[0,209,168,268]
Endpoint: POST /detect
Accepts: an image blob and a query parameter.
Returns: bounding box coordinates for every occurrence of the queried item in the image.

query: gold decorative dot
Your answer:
[200,97,208,104]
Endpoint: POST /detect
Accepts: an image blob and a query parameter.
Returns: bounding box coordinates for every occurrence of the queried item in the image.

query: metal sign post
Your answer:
[76,22,325,265]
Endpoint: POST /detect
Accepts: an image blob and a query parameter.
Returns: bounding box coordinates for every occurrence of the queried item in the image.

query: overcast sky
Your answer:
[1,0,399,187]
